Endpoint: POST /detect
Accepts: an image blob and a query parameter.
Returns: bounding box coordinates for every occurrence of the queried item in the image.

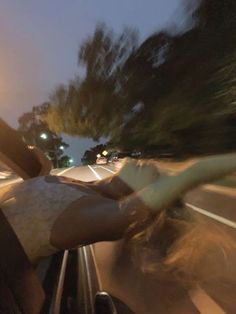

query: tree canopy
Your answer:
[81,144,107,165]
[46,0,236,157]
[18,103,70,168]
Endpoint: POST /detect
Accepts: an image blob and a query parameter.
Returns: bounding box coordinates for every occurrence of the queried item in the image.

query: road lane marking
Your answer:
[186,203,236,229]
[56,166,75,176]
[87,165,102,180]
[189,286,226,314]
[98,166,116,174]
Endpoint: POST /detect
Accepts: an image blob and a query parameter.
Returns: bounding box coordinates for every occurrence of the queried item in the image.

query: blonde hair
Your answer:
[127,202,236,288]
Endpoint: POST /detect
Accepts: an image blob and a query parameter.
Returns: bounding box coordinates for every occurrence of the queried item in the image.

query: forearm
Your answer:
[52,152,236,250]
[126,153,236,214]
[183,153,236,188]
[50,195,135,249]
[87,176,133,200]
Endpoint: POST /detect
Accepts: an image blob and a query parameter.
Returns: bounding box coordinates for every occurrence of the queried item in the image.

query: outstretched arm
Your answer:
[50,153,236,250]
[87,158,160,199]
[123,152,236,214]
[50,159,160,249]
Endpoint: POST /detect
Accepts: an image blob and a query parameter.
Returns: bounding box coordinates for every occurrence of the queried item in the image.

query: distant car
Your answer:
[96,156,107,165]
[112,152,135,170]
[112,154,127,170]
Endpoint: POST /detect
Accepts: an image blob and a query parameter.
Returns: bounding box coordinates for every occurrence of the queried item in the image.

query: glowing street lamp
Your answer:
[69,158,74,164]
[40,133,48,140]
[97,154,101,158]
[59,145,64,150]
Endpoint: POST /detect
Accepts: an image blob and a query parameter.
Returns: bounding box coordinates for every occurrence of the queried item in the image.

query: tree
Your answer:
[58,155,72,168]
[46,24,138,141]
[81,144,107,165]
[45,0,236,157]
[18,104,69,168]
[116,0,236,155]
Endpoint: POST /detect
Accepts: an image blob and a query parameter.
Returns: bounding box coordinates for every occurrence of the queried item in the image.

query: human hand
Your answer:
[115,158,161,193]
[87,158,162,200]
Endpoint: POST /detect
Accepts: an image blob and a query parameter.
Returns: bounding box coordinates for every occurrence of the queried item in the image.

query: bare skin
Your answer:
[87,158,160,199]
[50,159,161,249]
[50,153,236,251]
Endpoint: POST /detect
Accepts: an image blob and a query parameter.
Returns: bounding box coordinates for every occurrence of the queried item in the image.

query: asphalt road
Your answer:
[1,163,236,313]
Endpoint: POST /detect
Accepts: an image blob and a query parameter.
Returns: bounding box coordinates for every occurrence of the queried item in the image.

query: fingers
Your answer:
[117,158,160,192]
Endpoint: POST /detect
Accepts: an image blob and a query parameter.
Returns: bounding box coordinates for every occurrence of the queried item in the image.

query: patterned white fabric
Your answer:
[0,176,89,263]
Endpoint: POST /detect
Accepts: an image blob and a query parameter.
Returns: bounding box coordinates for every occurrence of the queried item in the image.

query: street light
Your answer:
[69,158,74,164]
[40,133,48,140]
[97,154,101,158]
[40,132,61,167]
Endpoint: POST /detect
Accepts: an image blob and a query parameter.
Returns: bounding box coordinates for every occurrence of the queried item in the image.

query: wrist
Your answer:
[109,175,133,199]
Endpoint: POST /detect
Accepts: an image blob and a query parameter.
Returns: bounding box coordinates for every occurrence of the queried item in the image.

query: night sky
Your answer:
[0,0,182,163]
